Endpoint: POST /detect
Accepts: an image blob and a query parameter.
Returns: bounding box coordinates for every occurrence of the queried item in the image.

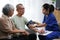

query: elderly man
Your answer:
[11,4,37,40]
[0,4,28,40]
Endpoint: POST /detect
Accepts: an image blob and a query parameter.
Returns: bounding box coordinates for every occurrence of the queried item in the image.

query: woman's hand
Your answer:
[37,29,45,34]
[36,23,46,27]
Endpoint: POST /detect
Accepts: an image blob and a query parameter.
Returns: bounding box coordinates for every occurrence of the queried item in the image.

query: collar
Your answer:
[2,14,10,19]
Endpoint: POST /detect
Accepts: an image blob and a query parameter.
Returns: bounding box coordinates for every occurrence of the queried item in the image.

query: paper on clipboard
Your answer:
[40,31,53,36]
[36,27,53,36]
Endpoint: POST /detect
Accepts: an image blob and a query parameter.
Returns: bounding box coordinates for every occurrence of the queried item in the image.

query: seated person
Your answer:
[11,4,36,40]
[0,4,27,40]
[29,3,60,40]
[36,3,60,40]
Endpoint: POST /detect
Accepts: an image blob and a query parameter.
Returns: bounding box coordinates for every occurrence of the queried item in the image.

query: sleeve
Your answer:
[11,18,15,25]
[45,16,59,31]
[24,17,29,25]
[46,16,58,27]
[11,18,17,30]
[43,15,45,23]
[0,18,13,33]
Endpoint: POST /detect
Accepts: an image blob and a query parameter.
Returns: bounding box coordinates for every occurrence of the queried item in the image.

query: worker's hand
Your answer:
[37,29,45,34]
[42,23,47,27]
[36,23,46,27]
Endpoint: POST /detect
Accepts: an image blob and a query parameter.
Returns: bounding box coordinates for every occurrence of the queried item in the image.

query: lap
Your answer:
[46,31,60,39]
[38,31,60,40]
[0,38,11,40]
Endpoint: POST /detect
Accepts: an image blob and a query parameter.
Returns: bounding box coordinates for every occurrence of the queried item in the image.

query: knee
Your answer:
[28,34,37,40]
[46,35,52,39]
[38,35,46,40]
[29,34,36,37]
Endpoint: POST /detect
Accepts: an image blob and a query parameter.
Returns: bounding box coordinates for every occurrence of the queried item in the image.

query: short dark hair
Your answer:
[2,4,14,16]
[49,4,54,12]
[16,4,23,8]
[42,3,50,11]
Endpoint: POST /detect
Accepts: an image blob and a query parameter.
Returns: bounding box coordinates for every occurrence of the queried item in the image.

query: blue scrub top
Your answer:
[43,12,60,31]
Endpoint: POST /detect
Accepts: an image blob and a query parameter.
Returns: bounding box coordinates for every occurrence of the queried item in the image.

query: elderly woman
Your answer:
[0,4,27,40]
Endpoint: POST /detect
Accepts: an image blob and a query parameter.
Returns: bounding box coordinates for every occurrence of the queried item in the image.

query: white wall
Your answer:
[0,0,55,40]
[0,0,52,23]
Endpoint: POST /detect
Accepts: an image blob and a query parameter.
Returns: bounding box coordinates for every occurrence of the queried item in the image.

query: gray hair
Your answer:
[2,4,14,16]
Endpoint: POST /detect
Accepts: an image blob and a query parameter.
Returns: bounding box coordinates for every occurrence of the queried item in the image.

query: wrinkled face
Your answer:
[17,5,25,16]
[9,9,14,17]
[42,7,49,15]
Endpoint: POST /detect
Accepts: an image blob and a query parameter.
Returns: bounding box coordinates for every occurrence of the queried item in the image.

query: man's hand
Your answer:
[28,24,36,29]
[19,30,26,33]
[28,24,38,32]
[21,31,29,35]
[24,31,30,35]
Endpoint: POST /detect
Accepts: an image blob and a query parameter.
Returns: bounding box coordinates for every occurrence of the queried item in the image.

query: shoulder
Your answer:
[49,13,56,19]
[22,16,28,22]
[0,17,6,24]
[12,15,17,18]
[48,13,57,22]
[22,16,27,19]
[0,17,4,21]
[11,15,17,20]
